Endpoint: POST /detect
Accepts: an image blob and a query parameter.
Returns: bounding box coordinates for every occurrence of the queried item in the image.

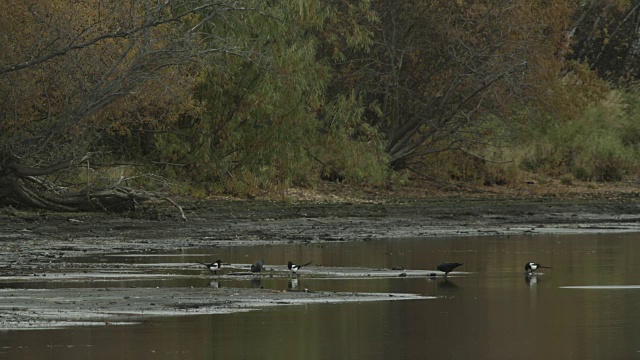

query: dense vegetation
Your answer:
[2,0,640,210]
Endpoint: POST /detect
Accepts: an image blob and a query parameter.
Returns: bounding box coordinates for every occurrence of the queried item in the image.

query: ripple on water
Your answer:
[560,285,640,289]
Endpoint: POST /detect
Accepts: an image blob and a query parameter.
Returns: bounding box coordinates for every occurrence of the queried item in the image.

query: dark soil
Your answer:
[2,195,639,273]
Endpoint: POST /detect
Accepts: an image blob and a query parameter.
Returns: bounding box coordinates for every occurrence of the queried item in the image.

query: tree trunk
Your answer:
[0,155,148,212]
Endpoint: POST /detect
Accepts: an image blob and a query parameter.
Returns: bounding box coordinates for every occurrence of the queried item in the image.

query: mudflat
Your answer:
[1,195,639,329]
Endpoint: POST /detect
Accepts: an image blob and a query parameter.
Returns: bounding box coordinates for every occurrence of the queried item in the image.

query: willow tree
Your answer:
[333,0,583,170]
[157,0,389,194]
[0,0,256,211]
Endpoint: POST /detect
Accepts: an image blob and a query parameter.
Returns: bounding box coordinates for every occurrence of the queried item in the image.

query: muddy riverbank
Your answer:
[1,195,640,329]
[2,196,640,266]
[0,286,428,330]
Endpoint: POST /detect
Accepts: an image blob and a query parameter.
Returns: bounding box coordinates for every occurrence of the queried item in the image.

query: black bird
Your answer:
[287,261,312,276]
[437,262,463,277]
[524,262,551,274]
[196,259,223,275]
[251,259,265,273]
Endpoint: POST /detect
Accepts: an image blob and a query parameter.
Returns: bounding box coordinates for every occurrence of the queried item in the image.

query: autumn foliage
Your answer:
[0,0,639,210]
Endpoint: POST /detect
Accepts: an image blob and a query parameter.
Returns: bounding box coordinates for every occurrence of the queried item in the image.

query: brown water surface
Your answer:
[2,233,640,359]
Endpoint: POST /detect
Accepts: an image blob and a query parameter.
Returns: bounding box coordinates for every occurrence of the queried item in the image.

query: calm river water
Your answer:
[2,232,640,359]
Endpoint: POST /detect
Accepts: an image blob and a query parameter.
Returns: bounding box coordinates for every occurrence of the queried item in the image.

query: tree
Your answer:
[0,0,255,211]
[332,0,578,170]
[568,0,640,84]
[159,0,390,193]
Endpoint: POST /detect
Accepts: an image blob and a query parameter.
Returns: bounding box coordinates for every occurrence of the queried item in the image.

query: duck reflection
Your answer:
[209,280,222,288]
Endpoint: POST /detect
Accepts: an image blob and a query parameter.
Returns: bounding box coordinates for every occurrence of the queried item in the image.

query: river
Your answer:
[2,232,640,359]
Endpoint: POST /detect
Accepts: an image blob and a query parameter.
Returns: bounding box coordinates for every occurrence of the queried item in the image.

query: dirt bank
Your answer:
[2,196,640,266]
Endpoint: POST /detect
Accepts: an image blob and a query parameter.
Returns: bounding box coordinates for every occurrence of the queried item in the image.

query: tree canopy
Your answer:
[1,0,639,211]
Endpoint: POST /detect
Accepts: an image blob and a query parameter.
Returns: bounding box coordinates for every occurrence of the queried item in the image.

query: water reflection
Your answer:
[524,273,539,286]
[436,278,458,289]
[3,232,640,360]
[250,277,263,288]
[288,278,299,290]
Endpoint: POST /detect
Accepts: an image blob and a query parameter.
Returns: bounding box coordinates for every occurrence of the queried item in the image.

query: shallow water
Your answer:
[3,232,640,359]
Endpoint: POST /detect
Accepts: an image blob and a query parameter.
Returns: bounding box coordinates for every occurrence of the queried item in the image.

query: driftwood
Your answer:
[0,155,186,220]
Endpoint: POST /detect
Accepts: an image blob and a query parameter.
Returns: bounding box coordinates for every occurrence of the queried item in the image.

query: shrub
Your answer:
[510,90,640,182]
[559,173,574,185]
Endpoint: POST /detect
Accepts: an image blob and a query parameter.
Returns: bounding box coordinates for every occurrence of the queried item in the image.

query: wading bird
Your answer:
[196,259,223,275]
[437,262,463,277]
[288,261,312,277]
[525,262,551,274]
[251,259,265,273]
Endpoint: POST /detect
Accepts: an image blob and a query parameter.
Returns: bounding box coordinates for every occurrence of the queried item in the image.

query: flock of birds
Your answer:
[196,259,552,277]
[196,258,312,277]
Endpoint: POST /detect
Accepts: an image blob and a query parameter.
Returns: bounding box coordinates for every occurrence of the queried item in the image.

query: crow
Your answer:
[437,262,463,277]
[251,259,265,273]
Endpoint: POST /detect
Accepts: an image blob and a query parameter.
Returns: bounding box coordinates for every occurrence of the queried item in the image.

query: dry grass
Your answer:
[248,176,640,204]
